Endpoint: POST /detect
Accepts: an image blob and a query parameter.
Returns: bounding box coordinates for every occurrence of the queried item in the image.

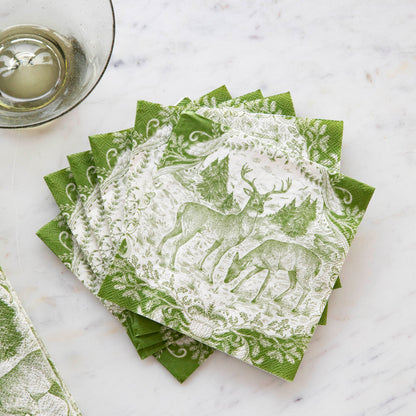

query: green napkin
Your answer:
[0,266,81,415]
[44,91,340,376]
[99,112,374,381]
[37,86,356,382]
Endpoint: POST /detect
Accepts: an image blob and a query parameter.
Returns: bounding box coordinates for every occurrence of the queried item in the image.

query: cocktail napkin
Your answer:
[98,112,374,380]
[41,89,336,380]
[39,90,329,380]
[0,266,81,415]
[96,91,335,361]
[37,86,373,383]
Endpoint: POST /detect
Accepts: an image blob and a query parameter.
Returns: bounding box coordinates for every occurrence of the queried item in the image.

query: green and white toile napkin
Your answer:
[37,86,373,382]
[0,266,81,415]
[40,88,334,381]
[40,89,333,379]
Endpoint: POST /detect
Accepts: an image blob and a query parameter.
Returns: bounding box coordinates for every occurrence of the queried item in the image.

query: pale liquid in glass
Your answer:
[0,25,86,111]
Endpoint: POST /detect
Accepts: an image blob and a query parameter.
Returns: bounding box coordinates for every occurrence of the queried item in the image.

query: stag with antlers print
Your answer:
[158,164,292,281]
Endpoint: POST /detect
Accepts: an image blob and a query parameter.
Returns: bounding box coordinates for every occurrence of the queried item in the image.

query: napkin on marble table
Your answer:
[65,89,333,338]
[73,91,338,361]
[39,88,344,384]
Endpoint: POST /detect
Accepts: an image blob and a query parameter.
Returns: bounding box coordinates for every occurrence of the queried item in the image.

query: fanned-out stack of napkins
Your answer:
[37,86,374,382]
[0,267,81,415]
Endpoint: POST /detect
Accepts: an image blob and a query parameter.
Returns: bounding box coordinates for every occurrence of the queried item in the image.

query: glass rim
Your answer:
[0,0,116,129]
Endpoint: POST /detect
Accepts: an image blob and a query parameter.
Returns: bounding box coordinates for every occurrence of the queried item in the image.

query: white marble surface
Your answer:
[0,0,415,414]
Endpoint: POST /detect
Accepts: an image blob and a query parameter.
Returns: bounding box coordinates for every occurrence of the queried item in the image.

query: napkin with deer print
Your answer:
[37,87,319,382]
[0,266,81,415]
[37,86,373,382]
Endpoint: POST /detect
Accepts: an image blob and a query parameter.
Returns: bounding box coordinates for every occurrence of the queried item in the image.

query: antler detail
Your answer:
[265,178,292,197]
[241,164,258,193]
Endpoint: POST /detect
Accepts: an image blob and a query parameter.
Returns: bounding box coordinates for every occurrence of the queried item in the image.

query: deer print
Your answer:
[224,240,321,310]
[158,164,291,281]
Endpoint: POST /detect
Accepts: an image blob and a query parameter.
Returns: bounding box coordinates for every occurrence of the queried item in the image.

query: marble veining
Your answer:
[0,0,415,415]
